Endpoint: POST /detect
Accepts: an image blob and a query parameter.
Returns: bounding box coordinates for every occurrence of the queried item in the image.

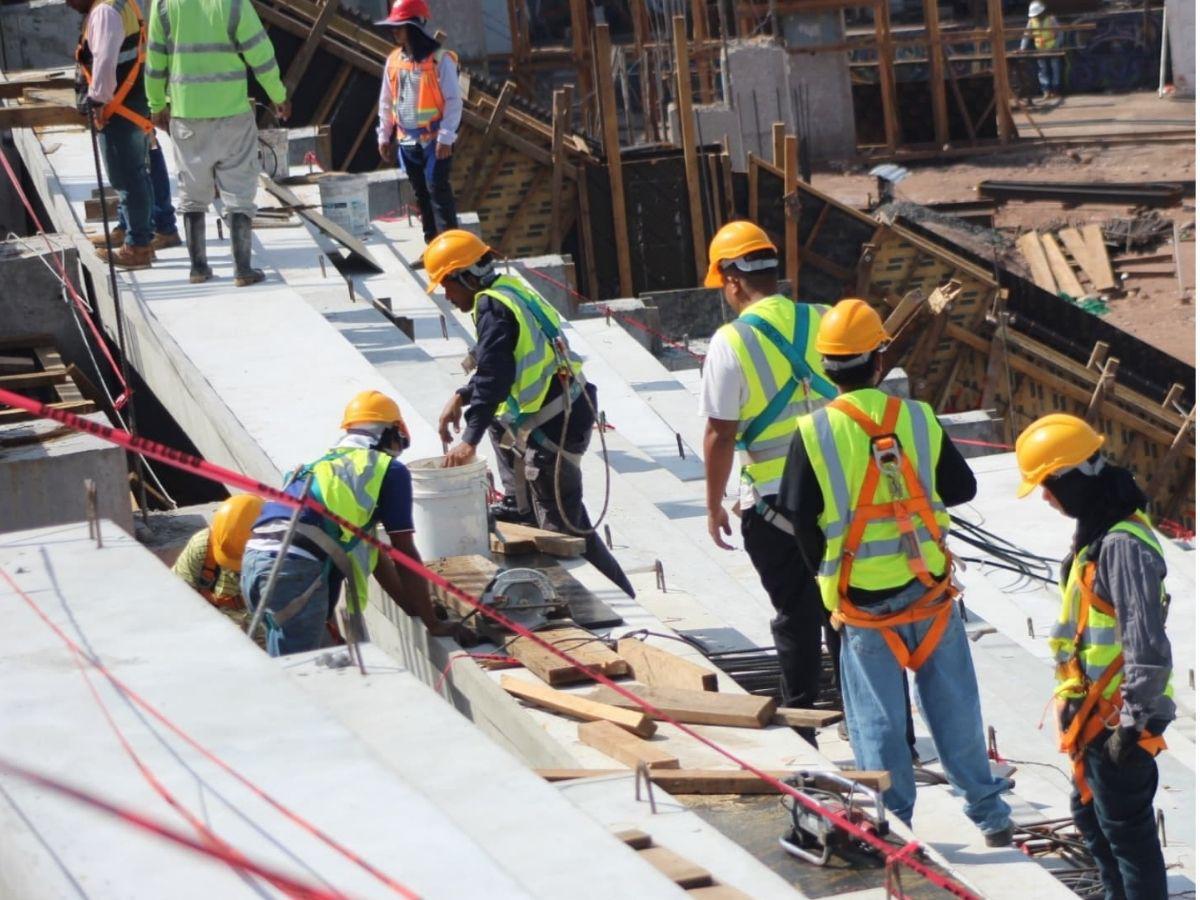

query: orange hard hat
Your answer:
[423,229,492,293]
[210,494,264,571]
[815,298,888,357]
[1015,414,1105,498]
[341,390,407,434]
[704,221,777,288]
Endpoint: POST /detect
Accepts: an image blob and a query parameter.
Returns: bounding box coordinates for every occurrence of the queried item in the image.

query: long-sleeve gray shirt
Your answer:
[1089,531,1175,731]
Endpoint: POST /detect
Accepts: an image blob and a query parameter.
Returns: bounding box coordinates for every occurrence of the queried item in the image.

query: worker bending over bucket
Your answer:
[241,391,451,655]
[429,230,634,598]
[776,298,1014,846]
[1016,414,1173,899]
[697,220,839,738]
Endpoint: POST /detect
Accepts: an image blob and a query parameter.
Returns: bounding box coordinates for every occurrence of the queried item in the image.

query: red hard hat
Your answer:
[377,0,431,26]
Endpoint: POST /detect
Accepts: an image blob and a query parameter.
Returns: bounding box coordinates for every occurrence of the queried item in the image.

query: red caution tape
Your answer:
[0,386,979,900]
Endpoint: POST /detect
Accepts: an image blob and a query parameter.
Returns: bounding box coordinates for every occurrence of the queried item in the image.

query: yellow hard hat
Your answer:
[341,390,407,434]
[815,298,888,357]
[1015,414,1105,498]
[704,221,777,288]
[211,494,264,572]
[423,229,492,293]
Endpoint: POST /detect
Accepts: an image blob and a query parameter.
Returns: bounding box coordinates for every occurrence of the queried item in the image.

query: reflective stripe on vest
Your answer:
[1050,511,1173,702]
[301,447,391,614]
[150,0,265,89]
[796,389,950,612]
[386,47,456,140]
[1029,16,1058,49]
[721,297,833,498]
[473,274,583,431]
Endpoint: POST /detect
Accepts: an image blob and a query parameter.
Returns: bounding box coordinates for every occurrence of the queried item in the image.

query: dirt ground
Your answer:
[810,93,1196,364]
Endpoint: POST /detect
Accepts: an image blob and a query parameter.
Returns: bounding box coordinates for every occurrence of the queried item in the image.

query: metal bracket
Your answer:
[634,761,658,814]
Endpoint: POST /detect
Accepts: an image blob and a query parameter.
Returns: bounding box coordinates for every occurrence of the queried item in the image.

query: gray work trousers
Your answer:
[169,109,259,217]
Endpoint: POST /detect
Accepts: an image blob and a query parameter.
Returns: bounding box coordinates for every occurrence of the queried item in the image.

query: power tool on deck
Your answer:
[475,567,566,643]
[779,770,890,866]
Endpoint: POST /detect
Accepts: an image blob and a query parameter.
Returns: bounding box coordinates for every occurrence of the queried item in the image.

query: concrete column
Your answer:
[723,40,793,162]
[780,13,858,161]
[1166,0,1195,97]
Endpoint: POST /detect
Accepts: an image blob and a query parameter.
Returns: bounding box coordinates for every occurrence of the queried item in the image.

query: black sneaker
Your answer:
[489,496,536,525]
[983,823,1014,848]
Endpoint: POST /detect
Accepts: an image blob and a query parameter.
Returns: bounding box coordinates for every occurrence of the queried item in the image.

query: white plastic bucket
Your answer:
[407,456,490,561]
[258,128,289,179]
[318,173,370,235]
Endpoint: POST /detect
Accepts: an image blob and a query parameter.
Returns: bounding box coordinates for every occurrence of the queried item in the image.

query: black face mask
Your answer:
[1044,460,1147,557]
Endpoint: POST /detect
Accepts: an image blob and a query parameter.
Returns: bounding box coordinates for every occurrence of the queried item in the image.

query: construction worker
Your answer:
[698,220,839,733]
[240,391,450,656]
[89,143,180,253]
[428,230,635,598]
[172,494,261,620]
[1020,0,1063,99]
[776,298,1013,845]
[145,0,290,287]
[1016,414,1173,899]
[376,0,461,243]
[69,0,157,270]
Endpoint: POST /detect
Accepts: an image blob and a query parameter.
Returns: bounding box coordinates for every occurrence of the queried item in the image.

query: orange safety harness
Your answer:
[828,394,957,671]
[76,0,154,134]
[1056,564,1166,805]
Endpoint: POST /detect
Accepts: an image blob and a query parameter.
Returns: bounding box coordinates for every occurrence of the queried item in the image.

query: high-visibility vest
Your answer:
[385,47,457,141]
[75,0,152,131]
[1050,511,1171,803]
[797,389,951,613]
[1029,15,1059,50]
[473,274,584,433]
[146,0,285,119]
[719,295,835,499]
[295,446,391,614]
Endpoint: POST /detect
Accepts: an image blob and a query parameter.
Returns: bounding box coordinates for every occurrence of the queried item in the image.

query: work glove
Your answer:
[1104,725,1141,766]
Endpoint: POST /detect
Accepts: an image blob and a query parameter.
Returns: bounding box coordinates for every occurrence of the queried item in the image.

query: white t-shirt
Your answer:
[698,327,757,509]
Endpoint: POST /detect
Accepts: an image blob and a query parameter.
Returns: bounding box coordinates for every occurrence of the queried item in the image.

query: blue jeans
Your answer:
[840,581,1012,834]
[1038,57,1062,94]
[397,140,457,242]
[240,549,330,657]
[1071,738,1168,900]
[97,115,153,247]
[117,144,177,236]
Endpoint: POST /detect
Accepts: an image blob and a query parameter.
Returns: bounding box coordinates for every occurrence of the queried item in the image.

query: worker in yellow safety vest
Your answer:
[1020,0,1064,99]
[1016,414,1173,899]
[172,494,262,613]
[376,0,462,243]
[775,298,1014,844]
[240,391,453,656]
[697,220,839,739]
[69,0,158,270]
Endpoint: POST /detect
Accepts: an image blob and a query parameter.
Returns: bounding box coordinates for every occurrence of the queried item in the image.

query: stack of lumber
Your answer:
[1017,225,1114,298]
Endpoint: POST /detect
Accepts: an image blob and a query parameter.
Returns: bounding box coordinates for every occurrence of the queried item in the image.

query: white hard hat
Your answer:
[1029,1,1046,16]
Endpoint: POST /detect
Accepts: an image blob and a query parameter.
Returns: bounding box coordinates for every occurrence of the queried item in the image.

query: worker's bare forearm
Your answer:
[378,532,439,627]
[704,420,737,515]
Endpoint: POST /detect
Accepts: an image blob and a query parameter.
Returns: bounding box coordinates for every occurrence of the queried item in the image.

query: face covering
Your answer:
[1044,458,1148,558]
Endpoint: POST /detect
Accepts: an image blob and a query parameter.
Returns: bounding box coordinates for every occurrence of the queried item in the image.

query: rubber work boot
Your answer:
[96,244,153,269]
[89,226,125,246]
[184,212,212,284]
[230,212,265,287]
[983,823,1014,848]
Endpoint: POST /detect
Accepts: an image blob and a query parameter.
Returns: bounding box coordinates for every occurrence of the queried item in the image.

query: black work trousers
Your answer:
[741,505,839,709]
[1071,736,1168,900]
[398,141,457,242]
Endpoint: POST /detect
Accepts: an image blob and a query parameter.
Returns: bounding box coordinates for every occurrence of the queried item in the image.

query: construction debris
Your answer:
[1101,210,1177,253]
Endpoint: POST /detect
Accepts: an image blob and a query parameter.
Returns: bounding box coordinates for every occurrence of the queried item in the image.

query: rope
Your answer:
[0,386,980,900]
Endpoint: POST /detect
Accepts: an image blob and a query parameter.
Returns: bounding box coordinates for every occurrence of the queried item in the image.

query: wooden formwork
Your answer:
[748,155,1196,528]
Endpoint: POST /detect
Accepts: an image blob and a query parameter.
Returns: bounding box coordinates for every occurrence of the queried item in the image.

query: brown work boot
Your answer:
[151,230,182,250]
[89,227,126,246]
[96,244,154,269]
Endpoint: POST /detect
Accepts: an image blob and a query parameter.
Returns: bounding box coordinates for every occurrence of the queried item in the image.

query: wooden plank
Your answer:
[688,886,754,900]
[1059,227,1115,291]
[578,720,680,769]
[494,521,585,557]
[534,768,891,792]
[631,0,658,143]
[1085,356,1119,425]
[672,15,709,285]
[1017,231,1057,294]
[0,369,70,389]
[0,104,84,130]
[873,0,901,151]
[549,88,568,250]
[783,134,798,292]
[463,80,518,209]
[771,122,786,168]
[576,161,601,300]
[773,707,844,728]
[594,24,634,298]
[923,0,950,147]
[282,0,341,98]
[616,638,718,692]
[1041,233,1086,298]
[1082,224,1116,290]
[1143,406,1196,506]
[313,63,353,124]
[588,684,776,728]
[507,625,629,686]
[500,675,656,737]
[261,177,382,273]
[614,828,653,850]
[0,399,93,425]
[691,0,714,103]
[985,0,1018,142]
[567,0,592,131]
[637,846,712,889]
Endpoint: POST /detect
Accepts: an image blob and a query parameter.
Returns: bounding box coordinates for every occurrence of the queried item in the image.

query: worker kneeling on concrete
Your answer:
[1016,414,1173,899]
[172,494,261,623]
[698,221,839,735]
[776,298,1013,845]
[241,391,451,656]
[429,230,635,598]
